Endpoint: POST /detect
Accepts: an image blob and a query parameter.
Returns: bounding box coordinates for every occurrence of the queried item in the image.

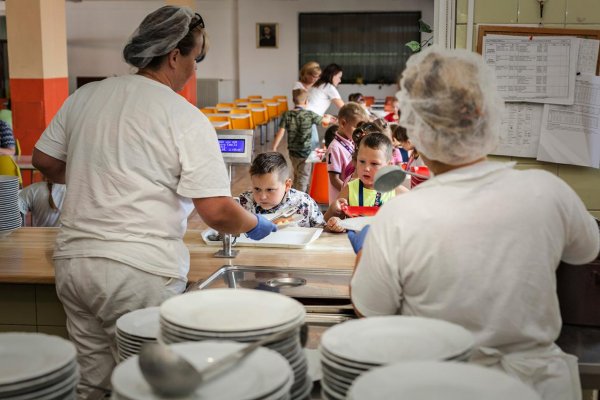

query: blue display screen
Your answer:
[219,139,246,153]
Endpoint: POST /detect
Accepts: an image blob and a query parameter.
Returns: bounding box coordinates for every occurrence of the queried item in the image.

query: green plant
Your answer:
[405,20,433,53]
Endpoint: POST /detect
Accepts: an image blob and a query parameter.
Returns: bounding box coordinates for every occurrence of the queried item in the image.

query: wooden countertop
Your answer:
[0,228,355,284]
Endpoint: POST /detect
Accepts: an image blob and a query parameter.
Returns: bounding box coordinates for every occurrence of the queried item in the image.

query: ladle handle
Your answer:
[199,327,294,382]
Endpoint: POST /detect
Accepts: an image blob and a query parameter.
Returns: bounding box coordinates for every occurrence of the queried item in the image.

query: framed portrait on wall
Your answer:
[257,23,278,48]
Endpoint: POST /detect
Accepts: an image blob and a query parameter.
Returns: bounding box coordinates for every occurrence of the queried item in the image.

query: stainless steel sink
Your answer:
[187,265,357,349]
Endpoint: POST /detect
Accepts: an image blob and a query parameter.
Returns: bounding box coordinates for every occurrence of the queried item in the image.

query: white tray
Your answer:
[201,227,323,249]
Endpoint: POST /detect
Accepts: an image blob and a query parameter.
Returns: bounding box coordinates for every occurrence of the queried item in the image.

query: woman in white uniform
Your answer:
[349,47,599,400]
[307,63,345,149]
[293,61,321,91]
[32,6,276,399]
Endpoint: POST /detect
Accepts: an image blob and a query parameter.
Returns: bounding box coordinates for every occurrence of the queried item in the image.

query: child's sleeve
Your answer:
[307,197,325,227]
[326,144,343,175]
[310,111,323,126]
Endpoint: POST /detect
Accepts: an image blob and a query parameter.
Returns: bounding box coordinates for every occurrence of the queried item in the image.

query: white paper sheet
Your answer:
[492,103,544,157]
[577,38,600,76]
[537,75,600,168]
[483,35,580,105]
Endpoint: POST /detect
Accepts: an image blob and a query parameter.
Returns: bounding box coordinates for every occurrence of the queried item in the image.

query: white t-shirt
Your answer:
[35,74,231,281]
[18,182,66,227]
[307,83,341,116]
[292,81,306,91]
[352,161,599,352]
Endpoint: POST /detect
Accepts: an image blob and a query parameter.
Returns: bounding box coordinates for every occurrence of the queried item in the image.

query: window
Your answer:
[299,12,421,85]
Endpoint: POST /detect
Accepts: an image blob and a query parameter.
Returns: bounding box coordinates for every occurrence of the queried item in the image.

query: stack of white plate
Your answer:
[319,316,475,400]
[116,307,160,361]
[0,175,21,237]
[111,341,294,400]
[159,288,312,400]
[0,332,78,399]
[347,361,541,400]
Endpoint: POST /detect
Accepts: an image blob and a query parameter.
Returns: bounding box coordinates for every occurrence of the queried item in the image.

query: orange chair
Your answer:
[273,96,289,113]
[308,162,329,206]
[364,96,375,107]
[207,115,231,130]
[229,108,254,130]
[248,95,262,100]
[200,107,217,114]
[263,100,280,142]
[234,98,249,104]
[215,103,235,112]
[247,104,269,144]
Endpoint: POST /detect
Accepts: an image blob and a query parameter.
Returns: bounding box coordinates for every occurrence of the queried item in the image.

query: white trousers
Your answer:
[54,257,186,400]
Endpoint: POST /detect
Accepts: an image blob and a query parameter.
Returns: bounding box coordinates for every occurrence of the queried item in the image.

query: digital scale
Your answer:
[217,129,254,180]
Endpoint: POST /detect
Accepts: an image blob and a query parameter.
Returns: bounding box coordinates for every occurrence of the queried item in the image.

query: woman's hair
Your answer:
[337,102,368,126]
[46,181,58,210]
[299,61,321,83]
[324,124,339,148]
[398,46,504,165]
[123,6,208,70]
[358,132,393,162]
[250,152,289,182]
[314,63,343,88]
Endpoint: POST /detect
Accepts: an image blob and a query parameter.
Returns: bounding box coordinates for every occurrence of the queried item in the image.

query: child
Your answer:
[272,89,333,193]
[343,118,391,184]
[324,102,369,204]
[384,98,400,123]
[391,124,409,165]
[18,179,66,227]
[238,152,324,227]
[394,124,427,188]
[324,133,407,232]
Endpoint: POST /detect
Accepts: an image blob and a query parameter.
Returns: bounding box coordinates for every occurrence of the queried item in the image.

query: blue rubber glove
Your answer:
[347,225,370,254]
[246,214,277,241]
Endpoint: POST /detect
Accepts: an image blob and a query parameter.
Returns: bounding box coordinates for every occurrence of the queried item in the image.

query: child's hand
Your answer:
[326,217,346,233]
[333,198,348,215]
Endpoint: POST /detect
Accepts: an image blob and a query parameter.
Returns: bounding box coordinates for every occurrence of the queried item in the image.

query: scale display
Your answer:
[216,129,254,165]
[219,139,246,153]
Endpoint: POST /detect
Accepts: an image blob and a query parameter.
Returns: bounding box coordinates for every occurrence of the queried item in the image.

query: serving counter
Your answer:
[1,228,598,391]
[0,227,355,284]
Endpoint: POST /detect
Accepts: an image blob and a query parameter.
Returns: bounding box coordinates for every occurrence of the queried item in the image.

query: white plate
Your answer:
[116,307,160,339]
[201,227,322,248]
[0,333,76,386]
[321,316,474,365]
[111,341,293,400]
[160,288,305,332]
[338,217,373,231]
[347,361,541,400]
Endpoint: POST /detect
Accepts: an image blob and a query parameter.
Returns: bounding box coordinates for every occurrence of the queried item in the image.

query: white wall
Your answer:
[65,0,434,103]
[237,0,434,101]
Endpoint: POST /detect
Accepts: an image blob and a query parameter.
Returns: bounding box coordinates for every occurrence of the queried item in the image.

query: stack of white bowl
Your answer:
[159,288,312,400]
[347,361,541,400]
[319,316,475,400]
[116,307,160,361]
[0,175,21,237]
[111,341,294,400]
[0,332,78,399]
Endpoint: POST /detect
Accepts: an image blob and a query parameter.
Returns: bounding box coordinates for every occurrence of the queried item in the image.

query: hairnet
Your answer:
[398,46,504,165]
[123,6,195,69]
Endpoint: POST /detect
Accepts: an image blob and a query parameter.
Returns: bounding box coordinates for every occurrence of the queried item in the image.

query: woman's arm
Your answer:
[332,98,344,110]
[32,148,66,184]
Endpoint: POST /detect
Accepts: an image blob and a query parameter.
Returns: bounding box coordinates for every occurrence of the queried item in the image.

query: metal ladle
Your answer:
[138,323,308,398]
[374,165,430,192]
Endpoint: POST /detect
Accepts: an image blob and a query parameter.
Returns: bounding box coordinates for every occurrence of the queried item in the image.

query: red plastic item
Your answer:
[411,165,430,177]
[341,205,380,218]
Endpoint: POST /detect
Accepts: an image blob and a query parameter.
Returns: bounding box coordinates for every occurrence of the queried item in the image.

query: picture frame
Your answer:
[256,23,278,48]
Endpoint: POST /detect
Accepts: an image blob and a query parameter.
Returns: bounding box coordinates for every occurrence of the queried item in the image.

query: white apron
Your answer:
[472,344,582,400]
